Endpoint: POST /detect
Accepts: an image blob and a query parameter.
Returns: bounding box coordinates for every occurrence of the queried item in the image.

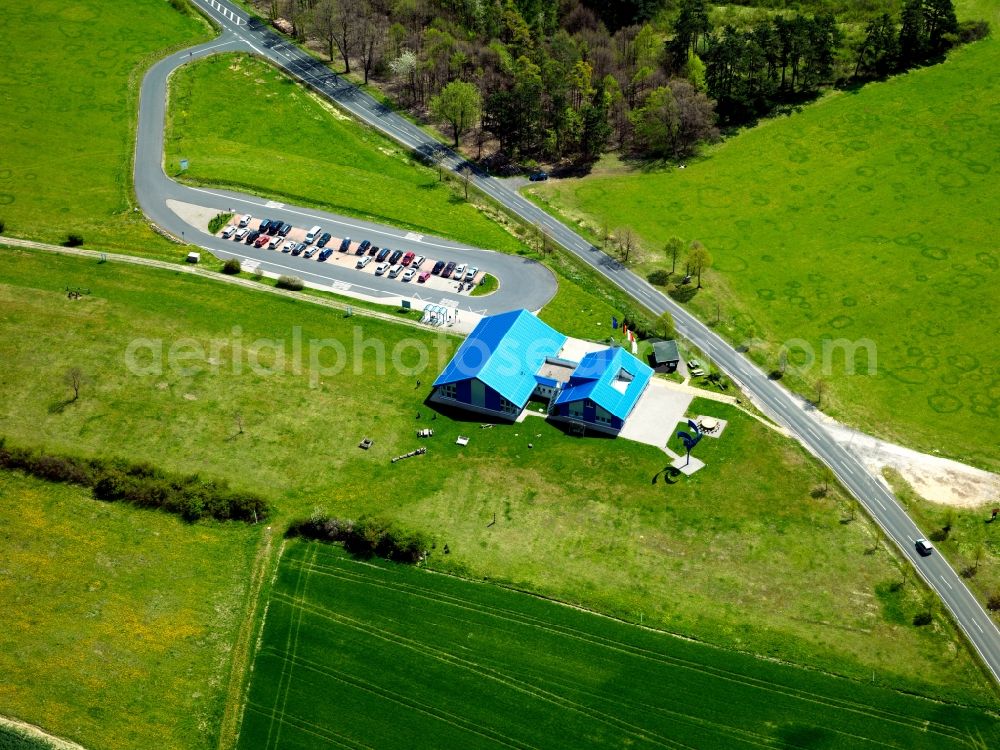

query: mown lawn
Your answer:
[239,541,1000,750]
[0,247,994,705]
[0,470,259,750]
[530,17,1000,471]
[165,53,523,253]
[0,0,209,253]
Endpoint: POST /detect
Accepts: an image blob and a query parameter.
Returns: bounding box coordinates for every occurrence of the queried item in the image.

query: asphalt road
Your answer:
[133,33,556,315]
[163,0,1000,683]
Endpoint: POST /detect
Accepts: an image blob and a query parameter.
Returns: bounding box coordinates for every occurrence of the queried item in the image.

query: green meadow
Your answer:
[0,0,209,253]
[0,248,993,705]
[531,13,1000,470]
[239,542,1000,750]
[165,53,523,253]
[0,470,259,750]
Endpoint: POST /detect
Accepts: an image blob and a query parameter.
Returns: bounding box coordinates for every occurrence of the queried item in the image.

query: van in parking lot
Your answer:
[234,227,249,241]
[356,256,372,269]
[374,262,390,276]
[388,263,404,278]
[268,236,281,249]
[305,225,322,244]
[221,225,237,239]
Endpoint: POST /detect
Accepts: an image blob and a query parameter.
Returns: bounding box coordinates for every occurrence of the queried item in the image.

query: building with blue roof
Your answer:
[430,310,652,434]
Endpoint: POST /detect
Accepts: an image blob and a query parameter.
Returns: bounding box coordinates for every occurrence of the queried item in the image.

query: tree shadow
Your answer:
[669,285,698,303]
[47,398,75,415]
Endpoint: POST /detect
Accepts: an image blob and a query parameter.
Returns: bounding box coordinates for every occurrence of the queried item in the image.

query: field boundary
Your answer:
[0,714,88,750]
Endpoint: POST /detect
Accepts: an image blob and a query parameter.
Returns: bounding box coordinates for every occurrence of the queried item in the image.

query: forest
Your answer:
[260,0,986,166]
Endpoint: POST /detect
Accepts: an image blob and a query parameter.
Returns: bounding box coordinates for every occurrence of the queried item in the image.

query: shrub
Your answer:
[988,594,1000,612]
[222,257,242,275]
[0,219,5,233]
[208,212,234,234]
[957,20,990,44]
[912,611,933,627]
[276,275,304,291]
[63,233,84,247]
[647,269,672,286]
[287,513,429,563]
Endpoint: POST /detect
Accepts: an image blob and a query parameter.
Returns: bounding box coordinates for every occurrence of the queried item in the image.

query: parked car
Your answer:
[319,247,333,262]
[418,271,430,283]
[267,236,281,250]
[387,263,404,279]
[401,268,416,282]
[277,222,292,237]
[258,219,272,234]
[221,225,237,239]
[253,234,270,248]
[234,227,249,241]
[442,261,457,277]
[367,244,379,256]
[401,251,415,266]
[529,171,548,181]
[389,249,404,264]
[266,220,280,235]
[304,225,322,244]
[376,247,391,262]
[238,214,252,227]
[915,538,934,556]
[317,232,332,248]
[356,255,372,269]
[338,237,351,252]
[465,266,478,281]
[304,245,318,259]
[357,239,372,255]
[374,262,390,276]
[291,242,306,256]
[245,230,261,245]
[412,254,426,269]
[431,260,445,275]
[281,241,294,253]
[453,263,467,279]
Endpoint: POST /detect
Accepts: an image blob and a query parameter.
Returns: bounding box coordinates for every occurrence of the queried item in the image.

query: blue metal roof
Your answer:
[554,346,653,420]
[433,310,566,407]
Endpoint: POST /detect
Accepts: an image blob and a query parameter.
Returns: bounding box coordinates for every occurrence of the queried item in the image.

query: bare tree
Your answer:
[665,235,683,275]
[615,226,637,263]
[458,163,473,201]
[64,366,86,401]
[331,0,360,74]
[312,0,338,63]
[281,0,305,40]
[357,2,388,84]
[234,411,245,435]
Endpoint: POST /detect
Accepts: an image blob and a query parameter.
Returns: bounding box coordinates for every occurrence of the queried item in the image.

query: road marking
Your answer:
[405,232,423,242]
[939,575,953,590]
[265,200,284,209]
[974,620,984,633]
[330,280,349,291]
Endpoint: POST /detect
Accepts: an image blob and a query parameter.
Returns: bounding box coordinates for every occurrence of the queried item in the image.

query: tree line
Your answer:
[261,0,983,162]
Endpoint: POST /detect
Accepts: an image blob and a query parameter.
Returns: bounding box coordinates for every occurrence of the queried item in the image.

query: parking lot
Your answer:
[218,215,486,296]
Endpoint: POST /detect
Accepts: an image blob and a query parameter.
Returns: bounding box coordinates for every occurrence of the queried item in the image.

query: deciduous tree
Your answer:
[686,240,712,288]
[430,81,482,147]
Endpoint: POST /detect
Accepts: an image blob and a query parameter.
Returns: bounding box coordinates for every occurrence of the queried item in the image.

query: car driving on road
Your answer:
[916,538,934,556]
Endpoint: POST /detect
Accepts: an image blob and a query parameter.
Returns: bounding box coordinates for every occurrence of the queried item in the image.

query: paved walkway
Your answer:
[618,379,690,457]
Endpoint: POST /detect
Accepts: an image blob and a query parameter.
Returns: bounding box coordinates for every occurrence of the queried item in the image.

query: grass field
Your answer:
[0,0,209,253]
[530,14,1000,470]
[0,470,259,750]
[0,247,994,703]
[165,53,524,253]
[238,541,1000,750]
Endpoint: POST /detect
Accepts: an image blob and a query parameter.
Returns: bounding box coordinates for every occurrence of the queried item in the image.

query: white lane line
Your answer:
[974,620,984,633]
[939,575,953,590]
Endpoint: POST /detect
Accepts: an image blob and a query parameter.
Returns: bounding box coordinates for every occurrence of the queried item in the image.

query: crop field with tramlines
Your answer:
[238,542,999,750]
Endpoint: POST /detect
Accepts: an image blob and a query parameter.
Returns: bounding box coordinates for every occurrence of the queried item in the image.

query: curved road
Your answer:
[134,33,556,315]
[143,1,999,684]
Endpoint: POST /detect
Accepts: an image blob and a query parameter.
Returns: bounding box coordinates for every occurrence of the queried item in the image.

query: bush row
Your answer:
[276,275,304,291]
[0,437,269,523]
[287,513,430,563]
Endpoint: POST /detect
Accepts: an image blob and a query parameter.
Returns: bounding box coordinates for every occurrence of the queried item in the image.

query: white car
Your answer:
[282,241,295,253]
[374,261,390,276]
[401,268,416,282]
[238,214,252,228]
[387,263,404,279]
[356,256,372,269]
[465,266,478,281]
[304,245,318,259]
[453,263,467,279]
[221,225,237,239]
[234,227,249,241]
[267,236,281,249]
[411,254,426,269]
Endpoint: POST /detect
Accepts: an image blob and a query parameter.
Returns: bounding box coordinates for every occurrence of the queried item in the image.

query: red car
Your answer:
[253,233,269,248]
[401,251,415,266]
[417,271,430,283]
